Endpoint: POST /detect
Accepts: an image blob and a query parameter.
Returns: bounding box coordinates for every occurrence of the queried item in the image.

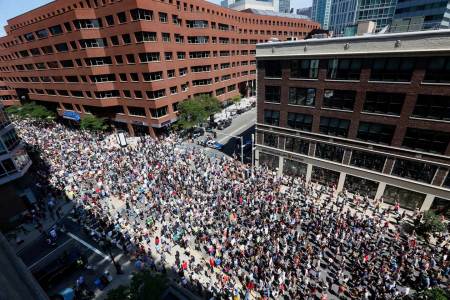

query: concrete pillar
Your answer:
[375,182,386,200]
[254,149,260,167]
[278,156,284,177]
[420,194,435,211]
[127,123,134,136]
[337,172,346,193]
[306,164,313,182]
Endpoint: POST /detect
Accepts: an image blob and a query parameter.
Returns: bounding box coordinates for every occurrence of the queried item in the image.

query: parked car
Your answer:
[206,140,224,150]
[192,127,205,138]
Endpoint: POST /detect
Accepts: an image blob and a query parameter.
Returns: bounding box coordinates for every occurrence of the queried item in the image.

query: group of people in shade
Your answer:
[15,118,449,299]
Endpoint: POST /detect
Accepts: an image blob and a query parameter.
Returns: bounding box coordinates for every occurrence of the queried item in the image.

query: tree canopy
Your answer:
[106,271,168,300]
[177,95,221,129]
[5,102,56,120]
[80,114,108,131]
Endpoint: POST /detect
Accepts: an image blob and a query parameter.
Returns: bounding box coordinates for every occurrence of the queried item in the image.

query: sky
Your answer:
[0,0,312,36]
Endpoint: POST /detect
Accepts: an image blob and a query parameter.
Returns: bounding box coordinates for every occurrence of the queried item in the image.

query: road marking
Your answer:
[218,122,255,144]
[28,239,73,270]
[67,232,110,261]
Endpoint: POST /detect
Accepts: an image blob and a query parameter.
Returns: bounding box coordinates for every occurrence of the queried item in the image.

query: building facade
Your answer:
[255,30,450,213]
[296,7,312,18]
[311,0,332,29]
[0,0,318,137]
[0,103,33,224]
[328,0,358,35]
[392,0,450,32]
[357,0,398,30]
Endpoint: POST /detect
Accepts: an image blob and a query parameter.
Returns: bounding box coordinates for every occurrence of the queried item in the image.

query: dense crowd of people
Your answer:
[15,118,449,299]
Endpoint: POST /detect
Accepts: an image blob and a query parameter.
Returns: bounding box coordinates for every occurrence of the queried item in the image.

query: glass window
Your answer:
[444,173,450,188]
[263,110,280,126]
[311,166,339,187]
[363,92,404,115]
[283,159,307,178]
[139,52,160,62]
[117,12,127,23]
[412,95,450,121]
[265,86,281,103]
[319,117,350,137]
[35,28,49,38]
[370,57,415,82]
[49,25,63,35]
[159,12,168,23]
[431,197,450,218]
[383,185,425,210]
[150,106,168,118]
[323,90,356,111]
[285,137,309,155]
[392,158,437,184]
[2,129,20,150]
[105,15,115,26]
[55,43,69,52]
[344,175,378,199]
[357,122,395,145]
[423,57,450,83]
[288,88,315,106]
[327,58,362,80]
[263,132,278,148]
[130,8,153,21]
[263,61,282,78]
[350,150,385,172]
[135,31,157,42]
[315,142,345,163]
[259,152,279,170]
[287,112,312,131]
[402,128,449,154]
[1,159,17,174]
[290,59,319,79]
[128,106,146,116]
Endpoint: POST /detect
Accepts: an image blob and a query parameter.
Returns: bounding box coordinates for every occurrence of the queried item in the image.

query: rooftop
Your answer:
[243,9,310,20]
[256,29,450,58]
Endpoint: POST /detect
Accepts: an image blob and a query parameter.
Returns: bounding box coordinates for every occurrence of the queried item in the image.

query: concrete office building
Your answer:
[392,0,450,32]
[296,7,312,18]
[311,0,332,29]
[0,0,318,137]
[0,103,33,224]
[255,30,450,213]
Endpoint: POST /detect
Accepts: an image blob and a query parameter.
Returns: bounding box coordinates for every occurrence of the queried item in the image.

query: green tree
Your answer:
[414,287,449,300]
[105,285,131,300]
[106,271,168,300]
[231,95,242,103]
[417,210,446,236]
[177,95,221,129]
[6,102,55,120]
[80,114,108,131]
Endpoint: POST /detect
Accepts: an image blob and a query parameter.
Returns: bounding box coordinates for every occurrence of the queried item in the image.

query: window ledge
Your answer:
[288,78,318,81]
[420,81,450,86]
[264,101,281,104]
[287,104,315,108]
[409,116,450,123]
[321,108,353,113]
[325,79,360,83]
[361,112,400,118]
[264,77,282,80]
[367,80,411,84]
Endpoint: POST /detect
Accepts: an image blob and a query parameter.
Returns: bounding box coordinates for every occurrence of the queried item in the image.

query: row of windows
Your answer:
[263,110,450,154]
[265,86,450,121]
[262,57,450,83]
[261,133,443,185]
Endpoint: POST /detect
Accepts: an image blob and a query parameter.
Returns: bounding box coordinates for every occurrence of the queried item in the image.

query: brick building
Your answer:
[0,0,318,137]
[255,30,450,212]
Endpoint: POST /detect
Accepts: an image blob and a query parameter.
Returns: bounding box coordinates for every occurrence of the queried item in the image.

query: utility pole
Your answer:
[251,133,255,171]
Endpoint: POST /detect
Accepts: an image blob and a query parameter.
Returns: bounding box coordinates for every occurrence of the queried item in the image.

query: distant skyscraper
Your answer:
[357,0,398,30]
[222,0,289,12]
[392,0,450,32]
[296,6,312,18]
[279,0,291,13]
[311,0,332,29]
[328,0,358,34]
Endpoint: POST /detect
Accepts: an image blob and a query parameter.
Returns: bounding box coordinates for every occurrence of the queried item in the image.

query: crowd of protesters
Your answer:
[14,118,449,299]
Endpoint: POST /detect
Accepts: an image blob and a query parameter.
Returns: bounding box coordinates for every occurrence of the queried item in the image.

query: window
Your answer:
[115,55,124,64]
[165,52,173,60]
[187,36,208,44]
[259,152,279,170]
[105,15,115,26]
[288,87,315,106]
[71,90,84,97]
[170,86,178,94]
[55,42,69,52]
[315,143,345,163]
[119,73,127,81]
[73,19,101,29]
[159,12,168,23]
[344,175,378,199]
[263,110,280,126]
[123,90,131,98]
[130,8,153,21]
[189,51,210,59]
[41,45,54,54]
[327,58,362,80]
[322,90,355,111]
[392,158,437,184]
[290,59,319,79]
[263,60,282,78]
[186,20,208,28]
[135,31,157,42]
[52,76,64,82]
[263,133,278,148]
[2,129,20,150]
[311,166,339,187]
[49,25,63,35]
[143,71,163,81]
[319,117,350,137]
[117,12,127,23]
[384,185,425,210]
[363,92,404,115]
[150,106,168,118]
[179,68,188,76]
[265,86,281,103]
[95,90,119,98]
[64,22,72,32]
[130,73,139,82]
[1,159,17,175]
[177,52,185,59]
[30,48,40,56]
[167,69,175,78]
[146,89,166,99]
[70,41,77,50]
[402,128,449,154]
[285,137,309,155]
[35,63,46,70]
[162,33,171,42]
[60,60,74,68]
[110,36,119,46]
[66,76,79,83]
[134,91,143,98]
[350,150,386,172]
[139,52,160,62]
[283,159,307,178]
[122,34,131,44]
[412,94,450,121]
[35,28,49,38]
[424,57,450,83]
[47,61,59,68]
[370,58,415,82]
[90,74,116,82]
[128,106,146,116]
[24,32,35,41]
[287,113,312,131]
[126,54,135,64]
[79,38,106,48]
[192,79,211,86]
[358,122,396,145]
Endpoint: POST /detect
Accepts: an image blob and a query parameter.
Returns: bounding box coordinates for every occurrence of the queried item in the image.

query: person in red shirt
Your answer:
[181,260,188,271]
